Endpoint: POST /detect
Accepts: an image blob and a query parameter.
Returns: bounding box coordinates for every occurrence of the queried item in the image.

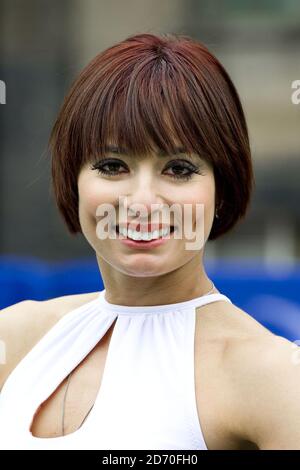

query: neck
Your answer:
[97,254,217,307]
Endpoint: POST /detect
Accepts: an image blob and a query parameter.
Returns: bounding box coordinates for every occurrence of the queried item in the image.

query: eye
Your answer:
[164,160,203,181]
[91,158,128,176]
[90,158,203,181]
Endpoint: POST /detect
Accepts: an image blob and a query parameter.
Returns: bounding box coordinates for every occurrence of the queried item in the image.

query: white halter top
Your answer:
[0,288,232,450]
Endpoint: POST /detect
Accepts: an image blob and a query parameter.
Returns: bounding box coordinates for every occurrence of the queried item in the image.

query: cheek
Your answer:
[178,178,215,218]
[189,180,215,245]
[185,186,213,205]
[79,183,101,215]
[78,175,113,222]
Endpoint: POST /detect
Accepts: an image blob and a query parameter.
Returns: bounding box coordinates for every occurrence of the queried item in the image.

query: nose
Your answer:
[122,173,164,222]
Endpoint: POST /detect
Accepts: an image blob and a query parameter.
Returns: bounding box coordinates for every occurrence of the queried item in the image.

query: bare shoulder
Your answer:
[42,291,101,321]
[196,299,280,449]
[217,300,291,374]
[0,291,100,389]
[197,298,275,347]
[218,301,298,448]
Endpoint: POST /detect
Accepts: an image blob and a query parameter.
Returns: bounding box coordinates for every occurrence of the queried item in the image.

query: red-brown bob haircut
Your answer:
[49,32,254,241]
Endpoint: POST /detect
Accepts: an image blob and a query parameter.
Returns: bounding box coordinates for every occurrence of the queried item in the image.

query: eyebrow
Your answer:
[104,145,189,157]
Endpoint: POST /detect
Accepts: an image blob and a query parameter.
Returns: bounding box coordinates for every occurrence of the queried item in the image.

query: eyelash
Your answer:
[90,158,203,181]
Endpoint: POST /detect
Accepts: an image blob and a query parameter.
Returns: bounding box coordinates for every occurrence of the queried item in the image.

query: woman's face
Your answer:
[77,143,216,278]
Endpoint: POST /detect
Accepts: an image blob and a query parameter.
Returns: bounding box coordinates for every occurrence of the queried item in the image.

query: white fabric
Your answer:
[0,289,232,450]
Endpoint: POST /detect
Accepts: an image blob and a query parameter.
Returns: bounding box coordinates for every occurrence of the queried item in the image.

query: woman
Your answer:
[0,32,299,450]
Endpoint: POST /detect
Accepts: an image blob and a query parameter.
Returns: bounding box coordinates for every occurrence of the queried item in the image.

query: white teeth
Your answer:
[117,226,171,241]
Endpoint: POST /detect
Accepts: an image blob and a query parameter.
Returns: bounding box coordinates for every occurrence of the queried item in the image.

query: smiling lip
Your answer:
[116,227,175,249]
[117,223,174,233]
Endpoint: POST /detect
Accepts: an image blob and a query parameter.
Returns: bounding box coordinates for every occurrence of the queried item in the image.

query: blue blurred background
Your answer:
[0,0,299,340]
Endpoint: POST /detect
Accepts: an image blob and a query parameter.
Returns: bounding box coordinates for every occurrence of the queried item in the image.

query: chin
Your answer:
[117,260,172,278]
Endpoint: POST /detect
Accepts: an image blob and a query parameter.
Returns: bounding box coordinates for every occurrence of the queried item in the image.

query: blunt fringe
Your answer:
[49,32,254,241]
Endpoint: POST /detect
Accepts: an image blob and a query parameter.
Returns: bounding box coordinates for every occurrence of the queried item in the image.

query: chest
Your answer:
[29,315,239,449]
[29,321,115,438]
